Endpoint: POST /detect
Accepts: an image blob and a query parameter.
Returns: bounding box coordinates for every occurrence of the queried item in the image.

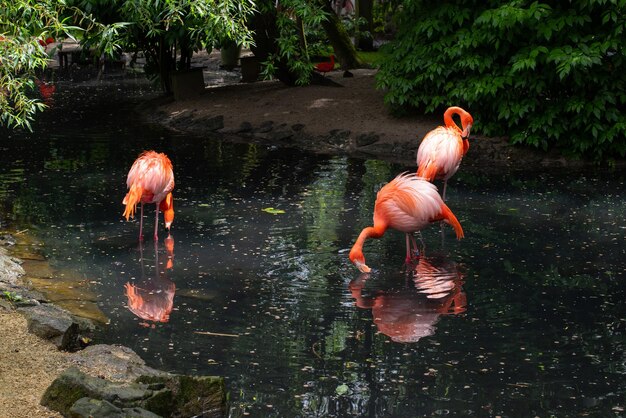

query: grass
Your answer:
[357,50,387,68]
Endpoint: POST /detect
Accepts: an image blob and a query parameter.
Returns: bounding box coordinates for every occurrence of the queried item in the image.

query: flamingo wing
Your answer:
[375,174,443,233]
[126,151,174,203]
[416,127,464,181]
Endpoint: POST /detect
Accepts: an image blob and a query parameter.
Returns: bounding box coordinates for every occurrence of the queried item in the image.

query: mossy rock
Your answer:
[41,367,152,415]
[138,374,227,417]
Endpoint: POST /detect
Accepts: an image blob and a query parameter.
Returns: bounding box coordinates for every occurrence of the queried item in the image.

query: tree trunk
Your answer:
[249,3,300,86]
[356,0,374,51]
[158,35,173,93]
[318,0,363,69]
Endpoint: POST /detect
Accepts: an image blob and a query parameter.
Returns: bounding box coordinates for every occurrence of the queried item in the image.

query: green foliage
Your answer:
[377,0,626,162]
[358,50,387,67]
[0,0,124,130]
[73,0,255,91]
[259,0,329,86]
[2,291,23,302]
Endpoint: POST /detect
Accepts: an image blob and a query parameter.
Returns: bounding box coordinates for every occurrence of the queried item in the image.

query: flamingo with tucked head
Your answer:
[123,151,174,241]
[416,106,474,200]
[349,173,464,273]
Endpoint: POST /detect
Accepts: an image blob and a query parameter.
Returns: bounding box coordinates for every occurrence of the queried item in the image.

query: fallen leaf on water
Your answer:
[335,384,350,395]
[262,207,285,215]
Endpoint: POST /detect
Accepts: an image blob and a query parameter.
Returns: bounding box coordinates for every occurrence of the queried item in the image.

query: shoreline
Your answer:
[1,61,623,416]
[140,68,623,172]
[0,231,226,417]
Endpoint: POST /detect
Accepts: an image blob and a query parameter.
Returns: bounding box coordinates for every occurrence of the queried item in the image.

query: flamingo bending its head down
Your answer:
[349,173,464,273]
[123,151,175,241]
[416,106,474,200]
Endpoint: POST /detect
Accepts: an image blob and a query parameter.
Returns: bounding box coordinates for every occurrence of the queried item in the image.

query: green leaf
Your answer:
[262,207,285,215]
[335,384,350,395]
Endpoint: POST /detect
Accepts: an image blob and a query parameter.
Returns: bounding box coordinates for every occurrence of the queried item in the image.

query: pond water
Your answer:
[1,79,625,417]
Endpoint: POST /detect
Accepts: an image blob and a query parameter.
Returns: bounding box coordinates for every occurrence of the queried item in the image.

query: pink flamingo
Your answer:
[349,173,464,273]
[122,151,174,241]
[416,106,474,200]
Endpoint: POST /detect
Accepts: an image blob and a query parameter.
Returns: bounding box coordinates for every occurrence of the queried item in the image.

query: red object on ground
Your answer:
[314,54,335,74]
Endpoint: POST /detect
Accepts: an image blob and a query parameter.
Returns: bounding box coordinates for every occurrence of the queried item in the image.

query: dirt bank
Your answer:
[142,68,592,171]
[0,310,66,418]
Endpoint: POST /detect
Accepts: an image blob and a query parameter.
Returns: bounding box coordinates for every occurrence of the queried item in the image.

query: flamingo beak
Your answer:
[354,261,372,273]
[461,124,472,140]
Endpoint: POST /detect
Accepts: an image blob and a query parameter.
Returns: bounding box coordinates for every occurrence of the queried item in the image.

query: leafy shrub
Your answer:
[377,0,626,162]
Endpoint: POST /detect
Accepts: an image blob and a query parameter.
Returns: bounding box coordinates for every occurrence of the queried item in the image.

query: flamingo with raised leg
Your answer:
[349,173,464,273]
[416,106,474,200]
[122,151,174,241]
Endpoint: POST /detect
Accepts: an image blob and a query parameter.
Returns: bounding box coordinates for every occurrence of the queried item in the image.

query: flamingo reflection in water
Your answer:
[349,254,466,343]
[124,235,176,327]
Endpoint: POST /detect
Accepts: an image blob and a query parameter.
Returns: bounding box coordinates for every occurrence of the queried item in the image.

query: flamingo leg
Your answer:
[440,181,448,246]
[405,233,412,263]
[154,205,159,241]
[139,203,144,242]
[405,233,422,263]
[410,234,420,258]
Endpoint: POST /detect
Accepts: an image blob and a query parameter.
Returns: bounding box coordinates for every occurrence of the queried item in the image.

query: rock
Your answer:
[291,123,305,132]
[42,366,228,418]
[70,345,169,383]
[41,367,152,416]
[69,397,124,418]
[325,129,351,147]
[256,120,274,133]
[0,247,25,286]
[238,121,253,133]
[139,375,227,418]
[203,115,224,131]
[0,298,13,311]
[69,397,160,418]
[268,130,294,142]
[355,132,380,147]
[18,303,80,350]
[0,234,16,246]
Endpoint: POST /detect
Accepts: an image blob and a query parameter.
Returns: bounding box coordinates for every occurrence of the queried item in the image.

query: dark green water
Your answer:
[1,79,625,417]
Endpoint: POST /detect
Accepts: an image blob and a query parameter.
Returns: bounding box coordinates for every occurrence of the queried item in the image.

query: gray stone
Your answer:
[268,130,294,142]
[70,344,170,384]
[203,115,224,131]
[41,367,152,415]
[0,247,25,286]
[18,303,79,350]
[69,397,124,418]
[238,121,253,133]
[0,298,13,311]
[139,374,227,418]
[0,234,16,246]
[355,132,380,147]
[256,120,274,133]
[43,365,227,418]
[120,406,162,418]
[70,398,162,418]
[325,129,351,146]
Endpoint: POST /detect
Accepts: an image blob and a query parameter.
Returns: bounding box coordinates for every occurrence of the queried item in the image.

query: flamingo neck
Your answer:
[349,224,387,264]
[443,107,465,133]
